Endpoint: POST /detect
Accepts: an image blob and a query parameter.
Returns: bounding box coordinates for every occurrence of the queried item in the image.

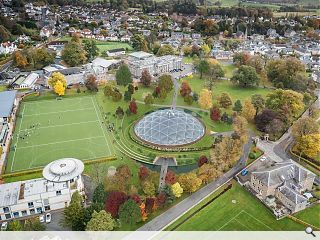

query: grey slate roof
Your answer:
[0,90,17,117]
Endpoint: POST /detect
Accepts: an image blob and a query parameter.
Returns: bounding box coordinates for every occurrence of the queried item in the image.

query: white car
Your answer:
[45,213,51,223]
[260,156,267,162]
[39,215,45,223]
[1,222,8,231]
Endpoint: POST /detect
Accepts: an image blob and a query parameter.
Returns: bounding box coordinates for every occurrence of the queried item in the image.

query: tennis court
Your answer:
[6,96,114,173]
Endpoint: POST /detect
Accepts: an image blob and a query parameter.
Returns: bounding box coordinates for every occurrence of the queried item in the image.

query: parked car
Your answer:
[45,213,51,223]
[39,215,45,223]
[1,222,8,231]
[241,169,249,176]
[260,156,267,162]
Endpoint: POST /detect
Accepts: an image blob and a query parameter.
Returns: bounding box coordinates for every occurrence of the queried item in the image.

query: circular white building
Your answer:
[134,109,205,147]
[43,158,84,183]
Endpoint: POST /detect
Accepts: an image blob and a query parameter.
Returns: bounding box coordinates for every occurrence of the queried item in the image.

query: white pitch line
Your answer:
[23,107,93,116]
[242,210,273,230]
[23,96,93,104]
[11,104,25,172]
[19,120,99,131]
[91,97,112,155]
[17,136,105,149]
[217,210,244,231]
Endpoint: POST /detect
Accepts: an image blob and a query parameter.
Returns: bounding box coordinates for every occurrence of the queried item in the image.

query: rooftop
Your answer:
[0,90,17,118]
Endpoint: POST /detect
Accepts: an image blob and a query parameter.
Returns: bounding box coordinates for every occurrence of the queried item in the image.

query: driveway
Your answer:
[45,210,70,231]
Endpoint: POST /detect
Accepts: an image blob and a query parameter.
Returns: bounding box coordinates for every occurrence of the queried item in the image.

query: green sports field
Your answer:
[6,96,114,173]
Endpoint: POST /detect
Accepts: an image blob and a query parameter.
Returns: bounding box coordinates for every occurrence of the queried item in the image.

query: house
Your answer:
[0,42,17,55]
[11,73,40,90]
[250,160,315,214]
[128,51,182,78]
[85,57,120,81]
[0,158,85,221]
[0,90,17,125]
[40,27,53,38]
[106,48,126,57]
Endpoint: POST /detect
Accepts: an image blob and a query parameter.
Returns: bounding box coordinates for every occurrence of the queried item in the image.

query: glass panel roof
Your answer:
[134,109,205,147]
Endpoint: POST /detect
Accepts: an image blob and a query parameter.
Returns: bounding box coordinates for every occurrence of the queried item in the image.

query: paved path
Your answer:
[137,133,254,231]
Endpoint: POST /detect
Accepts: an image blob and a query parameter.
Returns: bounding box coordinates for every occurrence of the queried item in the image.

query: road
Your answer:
[137,132,254,231]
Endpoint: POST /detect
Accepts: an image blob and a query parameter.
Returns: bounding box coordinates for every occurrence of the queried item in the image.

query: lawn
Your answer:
[167,181,314,231]
[219,61,237,79]
[0,85,7,92]
[6,95,115,173]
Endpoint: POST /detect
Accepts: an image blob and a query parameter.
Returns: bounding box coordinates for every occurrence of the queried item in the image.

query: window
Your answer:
[56,190,62,196]
[5,213,11,219]
[29,209,35,215]
[3,207,9,213]
[36,207,43,214]
[21,210,27,216]
[44,206,50,211]
[70,179,74,183]
[28,202,34,208]
[13,212,19,218]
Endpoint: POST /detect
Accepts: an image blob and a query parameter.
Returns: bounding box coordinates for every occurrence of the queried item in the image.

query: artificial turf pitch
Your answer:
[6,96,114,173]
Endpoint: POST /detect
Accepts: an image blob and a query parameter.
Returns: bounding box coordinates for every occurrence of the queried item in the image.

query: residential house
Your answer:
[106,48,126,57]
[0,42,17,55]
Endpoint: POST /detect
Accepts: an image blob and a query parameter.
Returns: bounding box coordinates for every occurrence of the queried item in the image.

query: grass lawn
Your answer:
[0,85,7,92]
[167,181,312,231]
[219,61,237,79]
[6,95,115,173]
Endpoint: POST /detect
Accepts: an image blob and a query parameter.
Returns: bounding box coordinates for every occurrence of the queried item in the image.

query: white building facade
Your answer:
[0,158,85,221]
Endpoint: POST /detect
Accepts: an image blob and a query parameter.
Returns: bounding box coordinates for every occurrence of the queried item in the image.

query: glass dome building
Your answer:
[134,109,205,147]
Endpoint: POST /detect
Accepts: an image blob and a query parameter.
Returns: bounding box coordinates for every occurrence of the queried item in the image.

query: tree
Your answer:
[165,170,176,185]
[157,44,175,56]
[140,69,152,87]
[116,64,132,86]
[201,44,211,57]
[292,117,319,141]
[184,95,193,105]
[85,74,98,92]
[86,210,116,231]
[158,74,173,92]
[24,217,46,231]
[119,199,142,225]
[198,155,208,167]
[144,94,154,105]
[178,172,202,193]
[115,106,124,118]
[219,93,232,109]
[266,58,307,91]
[251,94,265,115]
[197,60,209,79]
[48,72,67,89]
[142,180,156,197]
[198,89,212,109]
[233,100,243,113]
[233,52,251,66]
[112,90,122,102]
[255,109,279,132]
[241,100,256,122]
[171,182,183,198]
[182,45,192,56]
[231,65,260,87]
[266,89,304,121]
[248,55,264,74]
[83,40,99,61]
[198,164,220,184]
[32,47,55,68]
[180,80,192,97]
[138,166,150,181]
[157,192,167,206]
[210,107,221,122]
[127,84,135,94]
[54,80,65,96]
[124,90,132,102]
[93,183,108,204]
[132,34,148,52]
[105,191,128,218]
[266,118,286,138]
[7,220,23,231]
[62,192,85,231]
[129,100,138,114]
[62,41,87,66]
[104,84,113,98]
[13,51,28,69]
[83,202,104,225]
[233,116,249,144]
[206,62,224,90]
[145,197,157,213]
[296,134,320,159]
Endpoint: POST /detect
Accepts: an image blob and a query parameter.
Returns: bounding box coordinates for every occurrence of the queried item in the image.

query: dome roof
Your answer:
[43,158,84,182]
[134,109,205,147]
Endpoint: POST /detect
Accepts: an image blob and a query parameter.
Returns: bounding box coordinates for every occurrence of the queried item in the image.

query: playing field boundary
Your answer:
[1,156,117,179]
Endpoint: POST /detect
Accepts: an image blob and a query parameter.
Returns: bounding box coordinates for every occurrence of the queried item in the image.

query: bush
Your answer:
[249,152,256,159]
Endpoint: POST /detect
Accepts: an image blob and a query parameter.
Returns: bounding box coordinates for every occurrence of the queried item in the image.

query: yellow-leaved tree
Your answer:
[171,182,183,198]
[241,100,256,122]
[48,72,67,89]
[198,89,212,109]
[296,134,320,159]
[201,44,211,57]
[54,80,65,96]
[178,172,202,193]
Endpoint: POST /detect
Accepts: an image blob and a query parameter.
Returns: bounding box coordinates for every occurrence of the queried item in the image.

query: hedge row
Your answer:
[290,149,320,172]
